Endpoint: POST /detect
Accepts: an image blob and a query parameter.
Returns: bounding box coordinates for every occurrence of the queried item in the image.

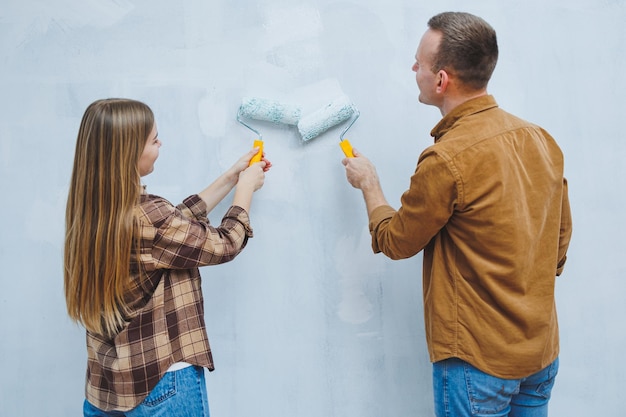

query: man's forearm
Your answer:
[361,182,389,217]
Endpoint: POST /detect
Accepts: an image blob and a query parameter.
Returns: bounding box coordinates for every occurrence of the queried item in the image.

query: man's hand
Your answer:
[342,148,379,190]
[342,148,389,215]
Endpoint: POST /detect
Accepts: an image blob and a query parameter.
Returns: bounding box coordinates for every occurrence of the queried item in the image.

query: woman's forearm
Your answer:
[197,168,239,213]
[231,182,254,213]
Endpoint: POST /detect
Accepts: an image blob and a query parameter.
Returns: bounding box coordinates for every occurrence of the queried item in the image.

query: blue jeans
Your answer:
[433,357,558,417]
[83,365,210,417]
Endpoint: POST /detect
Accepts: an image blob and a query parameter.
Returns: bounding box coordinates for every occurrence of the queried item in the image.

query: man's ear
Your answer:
[436,69,449,94]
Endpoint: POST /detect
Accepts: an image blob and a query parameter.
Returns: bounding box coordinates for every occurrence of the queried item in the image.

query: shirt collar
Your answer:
[430,95,499,143]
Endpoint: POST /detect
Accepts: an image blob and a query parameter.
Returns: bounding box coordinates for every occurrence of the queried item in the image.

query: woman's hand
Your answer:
[238,161,267,193]
[228,147,272,211]
[231,155,270,211]
[198,148,271,213]
[229,148,272,182]
[259,152,272,172]
[229,148,257,179]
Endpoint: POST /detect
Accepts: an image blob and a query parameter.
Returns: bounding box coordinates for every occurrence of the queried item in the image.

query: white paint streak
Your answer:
[262,5,324,76]
[2,0,134,50]
[335,230,382,325]
[263,5,322,45]
[198,90,229,138]
[34,0,134,30]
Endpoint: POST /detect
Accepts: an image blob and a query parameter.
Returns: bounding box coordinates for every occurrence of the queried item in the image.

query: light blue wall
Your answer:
[1,0,624,415]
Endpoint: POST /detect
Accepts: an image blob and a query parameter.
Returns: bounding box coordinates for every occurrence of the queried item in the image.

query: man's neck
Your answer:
[440,90,488,116]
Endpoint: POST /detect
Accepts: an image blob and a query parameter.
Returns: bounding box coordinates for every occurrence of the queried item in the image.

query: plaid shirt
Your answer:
[85,194,253,411]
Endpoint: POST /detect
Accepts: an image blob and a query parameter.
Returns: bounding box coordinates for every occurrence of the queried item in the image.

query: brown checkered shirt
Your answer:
[85,194,253,411]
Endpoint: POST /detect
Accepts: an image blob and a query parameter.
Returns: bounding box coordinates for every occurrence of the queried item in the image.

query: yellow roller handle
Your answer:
[340,139,354,158]
[249,139,263,166]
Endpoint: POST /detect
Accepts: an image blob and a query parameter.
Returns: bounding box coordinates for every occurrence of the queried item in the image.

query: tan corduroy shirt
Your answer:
[86,194,253,411]
[369,95,572,379]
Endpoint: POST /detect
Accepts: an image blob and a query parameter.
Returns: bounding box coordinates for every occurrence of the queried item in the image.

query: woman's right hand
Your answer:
[230,148,272,180]
[238,161,267,192]
[199,149,271,214]
[232,159,268,211]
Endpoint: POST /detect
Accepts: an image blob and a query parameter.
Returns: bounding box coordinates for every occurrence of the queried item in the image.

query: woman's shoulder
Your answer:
[136,194,176,226]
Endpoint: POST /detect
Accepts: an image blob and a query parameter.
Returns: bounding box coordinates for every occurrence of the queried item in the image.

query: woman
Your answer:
[64,98,270,416]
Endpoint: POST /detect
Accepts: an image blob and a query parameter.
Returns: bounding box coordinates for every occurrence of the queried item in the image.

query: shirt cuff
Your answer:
[224,205,254,238]
[368,205,396,253]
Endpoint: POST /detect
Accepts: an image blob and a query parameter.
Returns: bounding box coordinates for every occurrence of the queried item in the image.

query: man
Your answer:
[342,12,572,417]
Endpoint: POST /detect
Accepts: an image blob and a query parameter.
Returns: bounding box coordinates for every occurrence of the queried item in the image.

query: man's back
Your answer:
[421,95,571,378]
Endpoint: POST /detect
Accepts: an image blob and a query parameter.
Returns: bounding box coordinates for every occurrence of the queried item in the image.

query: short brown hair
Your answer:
[428,12,498,90]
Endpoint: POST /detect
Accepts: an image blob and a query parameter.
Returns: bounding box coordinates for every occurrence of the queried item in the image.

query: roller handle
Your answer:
[249,139,264,166]
[340,139,354,158]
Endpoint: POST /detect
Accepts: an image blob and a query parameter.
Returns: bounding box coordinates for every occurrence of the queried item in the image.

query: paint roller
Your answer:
[236,97,302,165]
[297,94,360,157]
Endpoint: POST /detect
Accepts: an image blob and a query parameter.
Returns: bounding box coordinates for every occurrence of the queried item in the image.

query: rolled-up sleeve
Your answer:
[368,151,457,260]
[138,195,253,270]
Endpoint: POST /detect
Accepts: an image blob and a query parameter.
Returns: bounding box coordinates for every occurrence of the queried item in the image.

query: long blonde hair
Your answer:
[64,98,154,338]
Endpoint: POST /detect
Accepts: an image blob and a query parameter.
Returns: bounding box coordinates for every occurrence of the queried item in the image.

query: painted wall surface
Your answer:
[1,0,624,416]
